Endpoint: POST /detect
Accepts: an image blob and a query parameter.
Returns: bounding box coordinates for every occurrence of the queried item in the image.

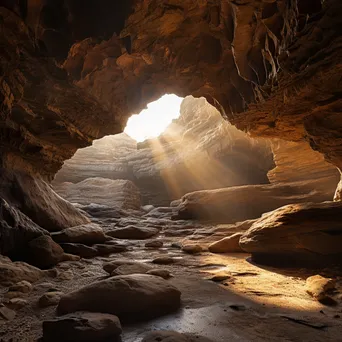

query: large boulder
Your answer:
[57,274,181,321]
[240,202,342,266]
[0,198,47,257]
[0,170,89,232]
[51,223,106,245]
[174,180,338,223]
[43,312,122,342]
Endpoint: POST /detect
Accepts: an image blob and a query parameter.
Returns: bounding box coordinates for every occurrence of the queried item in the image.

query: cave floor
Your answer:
[1,220,342,342]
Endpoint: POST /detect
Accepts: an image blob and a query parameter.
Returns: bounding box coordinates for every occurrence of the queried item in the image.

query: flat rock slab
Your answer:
[107,225,159,239]
[142,330,214,342]
[208,233,244,253]
[57,274,181,321]
[43,312,122,342]
[51,223,106,244]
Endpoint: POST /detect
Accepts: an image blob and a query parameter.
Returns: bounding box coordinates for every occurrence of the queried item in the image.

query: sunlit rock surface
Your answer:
[54,178,141,210]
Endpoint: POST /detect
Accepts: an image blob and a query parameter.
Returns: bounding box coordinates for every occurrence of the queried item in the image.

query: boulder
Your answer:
[0,257,43,285]
[240,202,342,266]
[60,243,98,258]
[51,223,106,245]
[27,235,65,269]
[208,233,244,253]
[57,274,181,321]
[43,312,122,342]
[0,170,89,233]
[174,180,340,222]
[107,226,159,239]
[305,275,336,302]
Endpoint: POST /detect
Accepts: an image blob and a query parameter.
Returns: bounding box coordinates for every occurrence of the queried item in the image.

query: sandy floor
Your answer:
[1,232,342,341]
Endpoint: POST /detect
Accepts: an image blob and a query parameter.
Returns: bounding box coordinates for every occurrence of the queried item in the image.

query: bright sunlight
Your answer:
[124,94,183,142]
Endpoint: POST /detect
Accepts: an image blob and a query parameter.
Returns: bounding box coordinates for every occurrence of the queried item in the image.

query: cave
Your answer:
[1,0,342,341]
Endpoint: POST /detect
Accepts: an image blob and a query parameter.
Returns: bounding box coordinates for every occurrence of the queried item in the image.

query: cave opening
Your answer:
[1,1,342,340]
[124,94,183,143]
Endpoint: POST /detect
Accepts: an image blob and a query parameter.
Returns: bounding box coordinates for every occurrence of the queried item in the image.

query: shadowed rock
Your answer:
[57,274,181,321]
[43,312,122,342]
[240,202,342,266]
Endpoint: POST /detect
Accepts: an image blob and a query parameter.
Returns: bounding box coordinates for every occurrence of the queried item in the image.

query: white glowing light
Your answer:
[124,94,183,142]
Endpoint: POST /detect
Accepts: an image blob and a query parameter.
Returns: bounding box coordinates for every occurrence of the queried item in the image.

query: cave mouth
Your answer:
[124,94,183,142]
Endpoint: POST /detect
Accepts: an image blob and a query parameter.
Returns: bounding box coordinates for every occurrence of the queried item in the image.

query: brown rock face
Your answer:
[1,0,341,255]
[240,202,342,266]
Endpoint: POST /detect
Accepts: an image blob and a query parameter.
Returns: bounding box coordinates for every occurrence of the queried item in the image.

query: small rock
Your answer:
[0,305,16,320]
[58,270,73,280]
[4,291,25,299]
[182,244,202,254]
[60,243,98,258]
[62,253,81,262]
[39,292,64,308]
[305,275,336,302]
[146,269,172,279]
[145,240,163,248]
[94,244,127,255]
[51,223,106,245]
[106,225,159,239]
[208,233,244,253]
[152,257,175,265]
[0,259,43,286]
[43,312,122,342]
[9,280,32,293]
[209,272,230,282]
[170,242,182,249]
[7,298,28,310]
[103,260,151,275]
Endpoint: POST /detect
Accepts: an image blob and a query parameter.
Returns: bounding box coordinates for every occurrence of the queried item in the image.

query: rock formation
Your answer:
[54,96,274,206]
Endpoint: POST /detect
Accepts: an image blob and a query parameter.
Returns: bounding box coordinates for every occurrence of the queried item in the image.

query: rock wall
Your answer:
[1,0,341,255]
[54,96,274,206]
[268,140,339,191]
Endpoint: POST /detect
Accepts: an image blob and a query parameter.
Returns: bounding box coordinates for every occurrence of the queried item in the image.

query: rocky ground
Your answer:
[1,205,342,342]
